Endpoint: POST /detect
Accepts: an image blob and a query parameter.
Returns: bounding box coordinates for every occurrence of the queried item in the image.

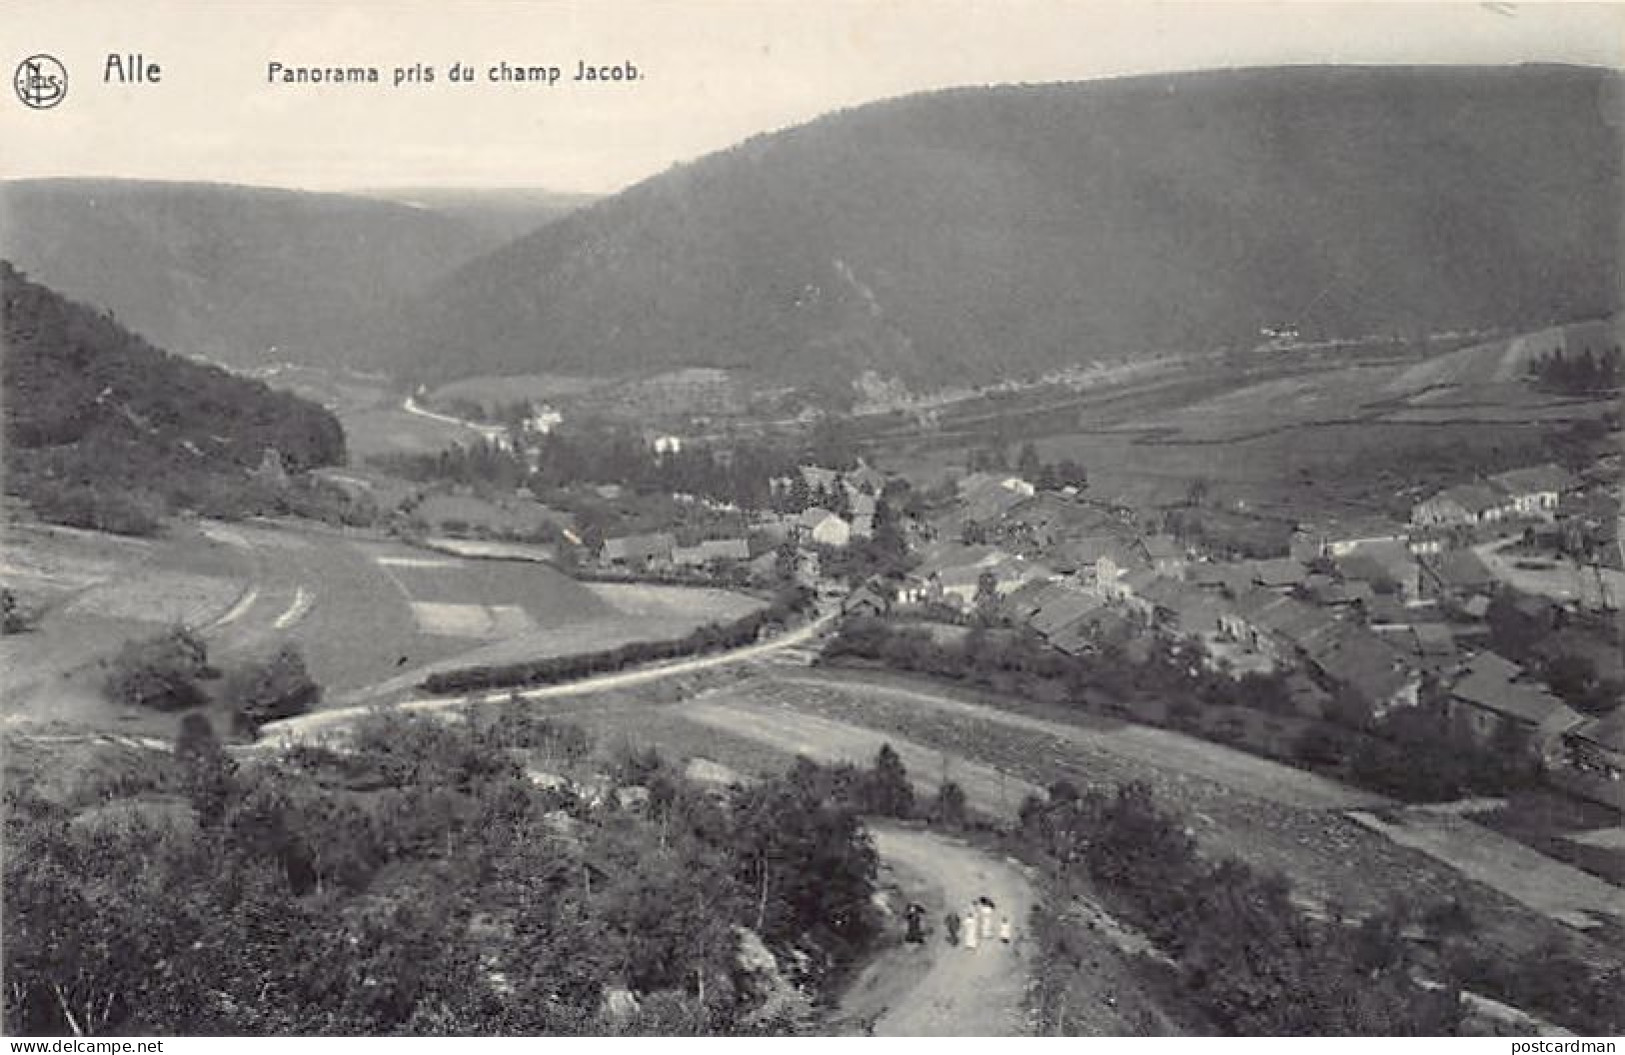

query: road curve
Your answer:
[841,825,1036,1036]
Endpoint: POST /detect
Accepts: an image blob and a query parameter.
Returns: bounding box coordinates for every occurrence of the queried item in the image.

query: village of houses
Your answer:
[583,448,1623,814]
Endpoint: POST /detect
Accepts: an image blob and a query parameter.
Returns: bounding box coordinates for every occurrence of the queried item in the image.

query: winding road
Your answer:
[839,826,1038,1036]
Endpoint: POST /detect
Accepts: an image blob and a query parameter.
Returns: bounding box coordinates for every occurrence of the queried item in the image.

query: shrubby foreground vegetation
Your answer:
[1016,781,1622,1037]
[3,709,886,1036]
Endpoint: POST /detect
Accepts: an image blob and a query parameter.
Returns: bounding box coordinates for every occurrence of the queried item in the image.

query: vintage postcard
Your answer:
[1,0,1622,1043]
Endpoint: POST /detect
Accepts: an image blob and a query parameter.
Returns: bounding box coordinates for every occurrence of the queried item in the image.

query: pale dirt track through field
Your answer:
[774,672,1386,810]
[681,695,1042,820]
[256,611,839,744]
[839,826,1037,1036]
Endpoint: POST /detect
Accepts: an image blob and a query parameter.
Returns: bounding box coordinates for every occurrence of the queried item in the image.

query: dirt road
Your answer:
[257,610,839,745]
[776,672,1385,810]
[682,693,1043,819]
[838,826,1037,1036]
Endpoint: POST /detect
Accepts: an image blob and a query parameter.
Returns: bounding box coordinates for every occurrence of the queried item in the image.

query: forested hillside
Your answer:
[2,262,346,532]
[0,180,559,370]
[396,65,1621,398]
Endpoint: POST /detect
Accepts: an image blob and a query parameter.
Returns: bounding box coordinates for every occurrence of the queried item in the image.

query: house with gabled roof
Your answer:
[1138,534,1187,576]
[1249,557,1310,591]
[1489,463,1574,521]
[672,537,752,568]
[1335,540,1424,603]
[1412,483,1512,529]
[1446,651,1584,759]
[842,583,892,618]
[1555,709,1625,808]
[800,508,852,548]
[1422,548,1498,603]
[1055,534,1138,586]
[1030,586,1107,641]
[1292,514,1409,560]
[601,532,676,569]
[1309,626,1420,716]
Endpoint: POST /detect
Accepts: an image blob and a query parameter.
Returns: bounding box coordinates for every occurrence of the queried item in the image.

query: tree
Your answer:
[103,626,210,711]
[864,744,914,818]
[931,781,967,828]
[174,713,235,827]
[973,570,1001,623]
[224,644,321,731]
[1016,442,1042,480]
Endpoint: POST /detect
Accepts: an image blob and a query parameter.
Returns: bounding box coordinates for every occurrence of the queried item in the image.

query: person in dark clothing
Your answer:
[904,902,926,944]
[944,910,960,946]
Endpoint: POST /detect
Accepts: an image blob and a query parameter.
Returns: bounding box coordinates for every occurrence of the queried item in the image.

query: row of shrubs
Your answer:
[422,586,813,695]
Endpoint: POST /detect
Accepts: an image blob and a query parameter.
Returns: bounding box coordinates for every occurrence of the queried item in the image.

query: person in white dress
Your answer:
[962,909,979,950]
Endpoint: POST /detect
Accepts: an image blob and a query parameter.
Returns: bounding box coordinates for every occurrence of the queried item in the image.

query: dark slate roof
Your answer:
[1250,557,1309,587]
[1437,483,1506,516]
[1427,548,1498,591]
[1031,588,1106,638]
[1451,667,1583,731]
[1570,709,1625,753]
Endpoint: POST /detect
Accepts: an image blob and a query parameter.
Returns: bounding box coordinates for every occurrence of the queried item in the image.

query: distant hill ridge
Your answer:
[0,179,580,371]
[394,64,1622,399]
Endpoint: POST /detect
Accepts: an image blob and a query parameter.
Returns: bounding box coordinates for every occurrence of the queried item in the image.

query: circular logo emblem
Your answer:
[14,54,68,109]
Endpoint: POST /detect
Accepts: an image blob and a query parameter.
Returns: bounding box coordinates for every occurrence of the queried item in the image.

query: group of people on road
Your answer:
[943,895,1010,950]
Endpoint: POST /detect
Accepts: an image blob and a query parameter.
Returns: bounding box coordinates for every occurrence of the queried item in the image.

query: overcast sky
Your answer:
[3,1,1622,194]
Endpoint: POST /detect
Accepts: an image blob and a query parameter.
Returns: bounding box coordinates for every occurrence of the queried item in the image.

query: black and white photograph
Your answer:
[0,0,1621,1041]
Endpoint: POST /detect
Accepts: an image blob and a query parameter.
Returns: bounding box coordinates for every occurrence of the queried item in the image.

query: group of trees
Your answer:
[2,262,347,535]
[1017,781,1465,1035]
[3,709,886,1035]
[372,423,813,516]
[102,627,320,733]
[1032,765,1624,1037]
[1526,346,1621,395]
[968,441,1089,492]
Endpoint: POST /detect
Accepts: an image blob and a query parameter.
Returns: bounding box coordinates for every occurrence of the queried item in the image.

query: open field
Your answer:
[684,691,1044,817]
[1,517,766,733]
[428,372,609,407]
[878,344,1614,519]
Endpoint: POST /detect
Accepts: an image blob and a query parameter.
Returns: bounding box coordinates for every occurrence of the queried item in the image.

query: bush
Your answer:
[224,644,321,731]
[25,480,164,536]
[1,588,31,635]
[103,626,211,710]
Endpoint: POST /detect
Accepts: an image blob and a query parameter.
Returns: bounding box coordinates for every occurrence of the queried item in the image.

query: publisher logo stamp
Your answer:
[14,54,68,109]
